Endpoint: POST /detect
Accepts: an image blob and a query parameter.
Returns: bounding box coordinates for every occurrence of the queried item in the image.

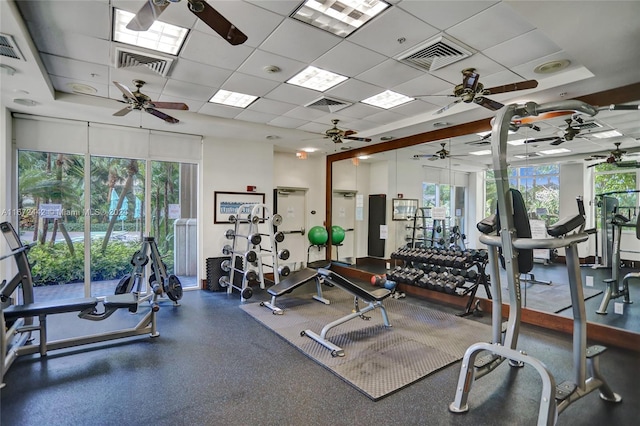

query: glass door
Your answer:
[16,150,86,302]
[89,156,145,297]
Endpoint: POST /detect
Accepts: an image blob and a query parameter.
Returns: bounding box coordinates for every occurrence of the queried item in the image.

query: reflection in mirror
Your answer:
[328,92,640,343]
[331,159,357,264]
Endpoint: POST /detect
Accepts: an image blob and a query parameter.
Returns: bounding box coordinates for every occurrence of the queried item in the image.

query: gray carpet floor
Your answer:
[2,287,639,426]
[241,287,492,400]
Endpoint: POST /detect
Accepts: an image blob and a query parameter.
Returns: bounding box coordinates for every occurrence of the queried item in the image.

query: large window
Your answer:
[594,163,639,221]
[485,165,560,225]
[421,182,466,244]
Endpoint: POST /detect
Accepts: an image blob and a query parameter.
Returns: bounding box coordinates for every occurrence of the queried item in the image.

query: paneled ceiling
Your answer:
[1,0,639,169]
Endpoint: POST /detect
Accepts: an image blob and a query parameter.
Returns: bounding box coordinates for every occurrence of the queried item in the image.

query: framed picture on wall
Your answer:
[214,191,265,224]
[392,198,418,221]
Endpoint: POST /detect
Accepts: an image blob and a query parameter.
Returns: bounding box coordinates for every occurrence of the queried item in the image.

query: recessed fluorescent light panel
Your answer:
[592,130,622,138]
[362,90,413,109]
[469,150,492,156]
[290,0,390,37]
[209,90,258,108]
[113,9,188,55]
[540,148,571,155]
[287,66,348,92]
[508,139,527,146]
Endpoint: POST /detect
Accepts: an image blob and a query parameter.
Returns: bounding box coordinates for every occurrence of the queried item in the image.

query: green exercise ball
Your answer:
[308,226,328,246]
[331,225,346,245]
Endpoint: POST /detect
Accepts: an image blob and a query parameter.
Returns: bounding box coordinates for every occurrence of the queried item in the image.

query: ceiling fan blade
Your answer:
[189,0,248,45]
[146,107,179,124]
[113,106,133,117]
[126,0,170,31]
[549,138,565,146]
[474,96,504,111]
[434,98,462,115]
[113,81,137,102]
[343,136,372,142]
[150,101,189,111]
[483,79,539,95]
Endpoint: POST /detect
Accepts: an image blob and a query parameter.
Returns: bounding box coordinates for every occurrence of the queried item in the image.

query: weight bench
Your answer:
[260,268,330,314]
[3,293,156,360]
[301,268,392,357]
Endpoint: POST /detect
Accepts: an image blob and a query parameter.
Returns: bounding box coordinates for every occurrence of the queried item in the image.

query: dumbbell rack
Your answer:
[389,247,491,316]
[407,207,450,249]
[221,203,284,302]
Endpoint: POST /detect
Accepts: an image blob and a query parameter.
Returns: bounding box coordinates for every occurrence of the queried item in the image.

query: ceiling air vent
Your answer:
[305,97,352,113]
[114,46,174,77]
[396,35,473,72]
[574,120,602,130]
[0,33,24,60]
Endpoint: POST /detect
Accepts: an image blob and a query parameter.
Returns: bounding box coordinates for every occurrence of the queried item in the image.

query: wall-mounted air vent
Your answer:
[396,34,473,72]
[0,33,24,60]
[305,97,352,113]
[114,46,174,77]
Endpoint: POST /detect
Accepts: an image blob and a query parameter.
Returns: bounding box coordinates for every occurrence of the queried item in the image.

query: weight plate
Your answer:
[165,274,183,302]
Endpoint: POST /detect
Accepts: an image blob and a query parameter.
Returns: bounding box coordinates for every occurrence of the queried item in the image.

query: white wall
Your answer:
[200,136,273,276]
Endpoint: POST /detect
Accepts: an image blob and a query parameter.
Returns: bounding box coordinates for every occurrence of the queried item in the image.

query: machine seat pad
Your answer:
[3,297,98,320]
[547,214,585,237]
[103,293,139,309]
[318,269,391,302]
[477,214,497,234]
[268,268,319,297]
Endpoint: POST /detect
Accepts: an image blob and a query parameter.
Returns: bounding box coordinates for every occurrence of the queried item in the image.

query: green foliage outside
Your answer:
[27,239,174,286]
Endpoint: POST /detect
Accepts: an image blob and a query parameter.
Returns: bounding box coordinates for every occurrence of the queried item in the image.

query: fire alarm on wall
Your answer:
[247,186,256,192]
[397,193,404,198]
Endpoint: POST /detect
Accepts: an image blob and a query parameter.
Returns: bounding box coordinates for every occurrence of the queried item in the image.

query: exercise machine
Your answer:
[596,213,638,314]
[115,236,183,305]
[300,268,392,357]
[1,221,160,387]
[449,100,624,425]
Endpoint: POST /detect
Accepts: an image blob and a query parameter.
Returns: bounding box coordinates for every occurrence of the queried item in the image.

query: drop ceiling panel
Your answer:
[392,73,454,97]
[268,115,308,129]
[162,79,215,102]
[221,72,280,97]
[180,30,254,70]
[234,109,280,124]
[40,54,111,88]
[236,49,306,82]
[249,98,297,116]
[483,30,562,69]
[49,75,110,99]
[20,0,111,40]
[325,79,384,103]
[313,41,387,78]
[365,109,405,125]
[356,59,425,88]
[169,58,233,88]
[348,7,439,58]
[109,68,167,92]
[426,53,505,85]
[397,0,498,31]
[259,19,341,63]
[245,0,300,17]
[332,103,381,120]
[447,2,535,51]
[283,105,330,121]
[510,51,579,81]
[198,102,243,119]
[263,83,320,105]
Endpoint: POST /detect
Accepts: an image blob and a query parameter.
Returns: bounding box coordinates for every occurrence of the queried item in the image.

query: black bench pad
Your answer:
[103,293,139,309]
[318,269,391,302]
[3,297,98,320]
[268,268,318,297]
[547,214,585,237]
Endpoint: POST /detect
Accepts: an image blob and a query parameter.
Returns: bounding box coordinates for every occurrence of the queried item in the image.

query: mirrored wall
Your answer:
[325,84,640,347]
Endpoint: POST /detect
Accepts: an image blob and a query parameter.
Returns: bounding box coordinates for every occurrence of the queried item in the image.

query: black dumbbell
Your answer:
[225,229,262,245]
[221,259,258,282]
[222,244,257,263]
